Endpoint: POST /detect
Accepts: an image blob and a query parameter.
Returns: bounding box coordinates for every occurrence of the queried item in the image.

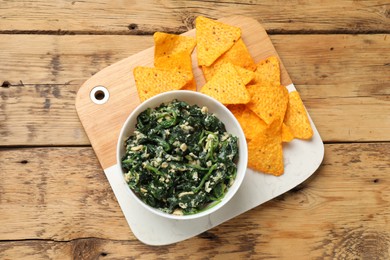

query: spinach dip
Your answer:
[121,100,238,215]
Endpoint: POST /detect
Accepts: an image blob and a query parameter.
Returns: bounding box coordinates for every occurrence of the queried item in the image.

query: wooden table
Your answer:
[1,1,389,259]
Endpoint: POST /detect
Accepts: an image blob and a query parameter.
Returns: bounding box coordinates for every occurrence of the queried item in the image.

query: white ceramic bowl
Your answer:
[117,90,248,220]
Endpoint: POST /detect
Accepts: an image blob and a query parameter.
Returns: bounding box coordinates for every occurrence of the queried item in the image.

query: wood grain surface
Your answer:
[0,0,389,33]
[1,0,390,258]
[1,34,389,145]
[0,143,389,258]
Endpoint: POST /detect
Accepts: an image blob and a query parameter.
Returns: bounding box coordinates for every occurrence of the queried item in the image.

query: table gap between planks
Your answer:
[0,1,389,259]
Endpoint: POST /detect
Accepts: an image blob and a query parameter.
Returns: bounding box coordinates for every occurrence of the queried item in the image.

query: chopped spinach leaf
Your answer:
[121,100,238,215]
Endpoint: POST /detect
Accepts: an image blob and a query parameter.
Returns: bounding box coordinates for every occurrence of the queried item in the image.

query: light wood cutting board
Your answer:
[75,16,292,170]
[75,16,323,245]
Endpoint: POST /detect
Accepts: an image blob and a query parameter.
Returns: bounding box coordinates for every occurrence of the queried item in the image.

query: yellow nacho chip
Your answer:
[233,65,255,85]
[201,38,256,81]
[252,56,280,87]
[206,63,254,85]
[196,16,241,66]
[284,91,313,139]
[247,120,284,176]
[154,32,196,58]
[134,66,193,101]
[155,51,193,71]
[228,105,267,141]
[200,63,250,105]
[247,84,289,125]
[180,77,197,91]
[282,123,294,142]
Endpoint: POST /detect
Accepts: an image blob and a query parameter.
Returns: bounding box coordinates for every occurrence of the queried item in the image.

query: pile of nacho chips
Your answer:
[133,16,313,176]
[133,32,197,102]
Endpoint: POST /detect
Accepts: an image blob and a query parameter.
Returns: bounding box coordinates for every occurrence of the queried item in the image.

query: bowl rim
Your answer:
[116,90,248,220]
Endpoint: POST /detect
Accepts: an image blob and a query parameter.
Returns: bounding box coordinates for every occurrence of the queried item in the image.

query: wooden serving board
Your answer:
[75,16,292,170]
[75,16,324,245]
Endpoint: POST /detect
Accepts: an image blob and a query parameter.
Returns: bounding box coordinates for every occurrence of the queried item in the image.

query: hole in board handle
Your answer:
[90,86,109,104]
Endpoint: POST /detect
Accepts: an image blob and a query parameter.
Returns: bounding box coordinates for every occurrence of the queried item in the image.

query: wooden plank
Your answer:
[0,1,389,33]
[306,96,390,142]
[0,84,90,145]
[2,83,389,144]
[1,34,389,145]
[0,143,389,259]
[1,34,389,88]
[0,35,154,85]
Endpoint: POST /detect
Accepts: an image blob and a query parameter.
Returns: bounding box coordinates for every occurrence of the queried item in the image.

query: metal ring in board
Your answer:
[90,86,109,105]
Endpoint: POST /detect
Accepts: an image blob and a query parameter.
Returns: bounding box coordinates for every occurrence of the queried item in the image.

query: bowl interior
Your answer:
[117,90,248,220]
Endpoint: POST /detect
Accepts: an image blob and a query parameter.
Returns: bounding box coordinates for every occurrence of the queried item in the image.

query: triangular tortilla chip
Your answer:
[284,91,313,139]
[252,56,280,87]
[155,51,193,71]
[180,77,197,91]
[200,63,250,105]
[201,38,256,81]
[233,65,255,85]
[134,66,193,101]
[247,84,289,124]
[282,123,294,142]
[206,63,254,85]
[154,32,196,58]
[247,120,284,176]
[196,16,241,66]
[228,105,267,141]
